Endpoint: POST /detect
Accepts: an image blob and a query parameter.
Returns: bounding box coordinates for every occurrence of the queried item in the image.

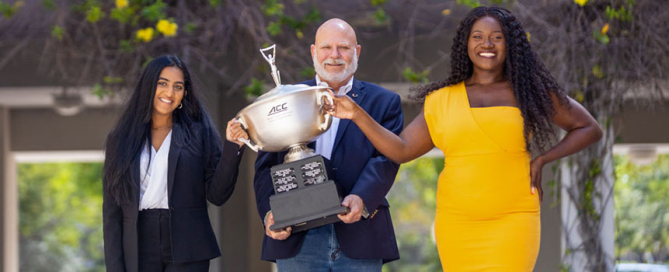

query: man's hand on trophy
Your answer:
[264,211,292,240]
[325,90,360,120]
[338,194,364,223]
[226,118,248,148]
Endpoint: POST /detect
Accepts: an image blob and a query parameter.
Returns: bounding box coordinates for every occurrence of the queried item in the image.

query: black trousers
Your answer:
[138,209,209,272]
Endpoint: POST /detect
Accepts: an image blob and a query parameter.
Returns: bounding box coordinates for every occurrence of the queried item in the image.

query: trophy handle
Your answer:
[317,90,334,131]
[235,117,262,152]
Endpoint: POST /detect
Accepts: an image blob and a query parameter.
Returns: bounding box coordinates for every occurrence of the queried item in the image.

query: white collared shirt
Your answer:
[138,130,172,210]
[315,75,354,160]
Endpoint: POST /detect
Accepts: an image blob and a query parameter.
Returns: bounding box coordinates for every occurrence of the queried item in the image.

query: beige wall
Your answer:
[10,107,119,152]
[615,101,669,143]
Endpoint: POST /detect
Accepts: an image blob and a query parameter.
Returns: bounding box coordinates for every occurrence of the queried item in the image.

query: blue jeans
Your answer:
[276,224,382,272]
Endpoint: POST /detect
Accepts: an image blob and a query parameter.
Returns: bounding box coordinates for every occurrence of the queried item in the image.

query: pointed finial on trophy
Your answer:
[260,44,282,86]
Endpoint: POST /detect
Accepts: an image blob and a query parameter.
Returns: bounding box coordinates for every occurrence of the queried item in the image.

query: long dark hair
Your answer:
[103,55,219,205]
[413,6,568,153]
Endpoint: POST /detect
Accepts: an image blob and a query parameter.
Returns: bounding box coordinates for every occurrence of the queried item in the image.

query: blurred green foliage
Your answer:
[299,67,316,79]
[18,162,105,272]
[592,30,610,45]
[403,67,429,84]
[140,0,166,22]
[261,0,321,37]
[371,0,387,6]
[209,0,222,7]
[606,3,634,22]
[110,5,137,25]
[614,154,669,263]
[41,0,56,11]
[384,157,443,272]
[244,77,266,99]
[86,5,104,23]
[51,25,64,41]
[0,0,22,18]
[456,0,481,8]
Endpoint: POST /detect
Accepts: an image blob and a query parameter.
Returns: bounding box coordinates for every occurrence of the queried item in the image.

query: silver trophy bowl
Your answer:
[236,45,333,162]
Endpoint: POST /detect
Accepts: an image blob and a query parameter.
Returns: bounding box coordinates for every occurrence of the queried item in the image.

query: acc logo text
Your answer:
[268,103,288,116]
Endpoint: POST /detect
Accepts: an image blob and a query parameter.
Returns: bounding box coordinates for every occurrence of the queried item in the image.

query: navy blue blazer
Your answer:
[103,123,243,272]
[253,79,403,263]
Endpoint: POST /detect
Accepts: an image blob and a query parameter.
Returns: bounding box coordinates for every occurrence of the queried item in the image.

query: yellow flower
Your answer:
[116,0,128,9]
[156,20,178,37]
[574,0,587,6]
[441,9,451,16]
[526,31,531,42]
[136,28,154,43]
[602,23,610,35]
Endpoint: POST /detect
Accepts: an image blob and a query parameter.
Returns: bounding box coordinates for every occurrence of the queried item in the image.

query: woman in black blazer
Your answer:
[102,55,247,272]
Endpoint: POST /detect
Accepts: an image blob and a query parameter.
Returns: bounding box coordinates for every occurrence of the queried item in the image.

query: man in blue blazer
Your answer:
[253,18,403,271]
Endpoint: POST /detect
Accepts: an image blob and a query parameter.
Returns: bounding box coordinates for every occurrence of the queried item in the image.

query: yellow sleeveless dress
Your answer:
[424,82,540,271]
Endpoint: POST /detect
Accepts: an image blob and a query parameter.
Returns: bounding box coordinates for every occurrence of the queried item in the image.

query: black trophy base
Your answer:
[269,180,347,233]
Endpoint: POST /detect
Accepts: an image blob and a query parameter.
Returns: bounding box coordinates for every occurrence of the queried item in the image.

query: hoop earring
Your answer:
[178,103,183,109]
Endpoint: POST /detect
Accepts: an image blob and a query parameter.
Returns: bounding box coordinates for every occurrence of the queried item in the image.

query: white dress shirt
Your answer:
[315,75,354,160]
[138,130,172,210]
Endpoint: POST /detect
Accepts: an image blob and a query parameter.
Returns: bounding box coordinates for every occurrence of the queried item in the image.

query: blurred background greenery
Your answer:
[18,163,104,272]
[15,154,669,271]
[384,157,443,272]
[614,154,669,264]
[16,158,449,272]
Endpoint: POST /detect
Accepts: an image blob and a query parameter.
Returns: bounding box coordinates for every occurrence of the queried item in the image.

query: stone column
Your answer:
[1,106,18,272]
[0,106,5,272]
[560,125,615,271]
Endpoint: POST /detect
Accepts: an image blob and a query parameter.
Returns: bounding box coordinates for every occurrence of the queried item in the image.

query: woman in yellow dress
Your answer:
[327,6,602,271]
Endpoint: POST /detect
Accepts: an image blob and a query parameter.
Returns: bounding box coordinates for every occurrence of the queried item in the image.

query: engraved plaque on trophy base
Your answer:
[268,155,347,232]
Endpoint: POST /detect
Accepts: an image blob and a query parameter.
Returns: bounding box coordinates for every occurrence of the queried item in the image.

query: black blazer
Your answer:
[103,123,243,272]
[254,79,403,263]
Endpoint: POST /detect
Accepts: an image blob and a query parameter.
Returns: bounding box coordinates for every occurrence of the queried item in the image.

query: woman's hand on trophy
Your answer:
[226,118,248,148]
[325,90,361,121]
[264,211,292,240]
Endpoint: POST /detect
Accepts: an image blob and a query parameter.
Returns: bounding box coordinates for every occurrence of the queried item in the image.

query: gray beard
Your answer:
[313,51,358,86]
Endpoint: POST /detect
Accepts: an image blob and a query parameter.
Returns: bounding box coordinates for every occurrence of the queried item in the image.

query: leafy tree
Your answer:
[385,157,443,272]
[614,154,669,264]
[18,162,104,272]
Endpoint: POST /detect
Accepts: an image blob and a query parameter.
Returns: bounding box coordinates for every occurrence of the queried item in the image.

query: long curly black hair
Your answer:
[413,6,568,153]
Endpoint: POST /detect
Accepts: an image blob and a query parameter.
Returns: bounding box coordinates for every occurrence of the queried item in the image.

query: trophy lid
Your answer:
[253,84,331,102]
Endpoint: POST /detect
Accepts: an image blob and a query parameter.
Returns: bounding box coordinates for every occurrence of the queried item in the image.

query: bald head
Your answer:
[311,18,361,89]
[315,18,358,46]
